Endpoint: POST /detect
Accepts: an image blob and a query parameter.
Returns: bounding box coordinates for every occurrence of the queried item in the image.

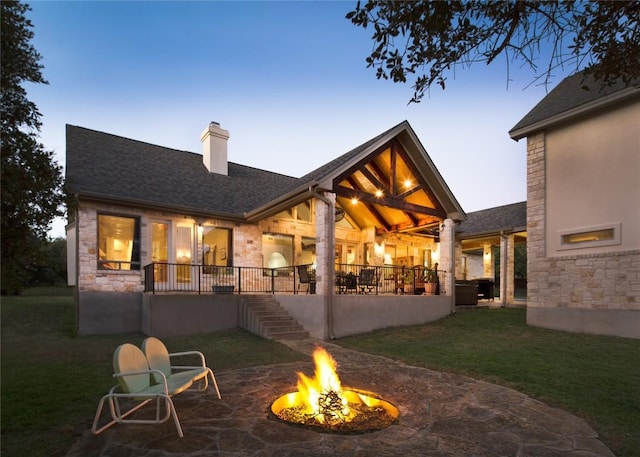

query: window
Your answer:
[202,227,232,267]
[559,223,621,250]
[98,214,140,270]
[295,201,312,222]
[262,233,293,272]
[301,237,316,265]
[275,200,313,222]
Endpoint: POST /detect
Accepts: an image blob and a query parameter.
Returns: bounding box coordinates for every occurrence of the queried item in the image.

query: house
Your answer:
[455,201,527,304]
[65,120,467,338]
[509,72,640,339]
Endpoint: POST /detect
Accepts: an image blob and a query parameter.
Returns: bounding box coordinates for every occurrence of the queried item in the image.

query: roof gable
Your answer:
[296,121,466,224]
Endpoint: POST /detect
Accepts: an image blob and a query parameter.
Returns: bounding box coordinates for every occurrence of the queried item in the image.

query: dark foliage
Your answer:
[347,1,640,103]
[1,1,65,294]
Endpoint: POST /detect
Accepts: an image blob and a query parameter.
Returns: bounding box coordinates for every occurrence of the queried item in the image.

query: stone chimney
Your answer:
[200,121,230,175]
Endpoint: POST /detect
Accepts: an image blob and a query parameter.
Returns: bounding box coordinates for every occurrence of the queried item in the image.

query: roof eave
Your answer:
[77,192,246,222]
[509,87,640,140]
[457,225,527,240]
[244,182,319,222]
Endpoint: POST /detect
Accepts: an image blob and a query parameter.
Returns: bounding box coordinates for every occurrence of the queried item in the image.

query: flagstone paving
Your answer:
[67,338,614,457]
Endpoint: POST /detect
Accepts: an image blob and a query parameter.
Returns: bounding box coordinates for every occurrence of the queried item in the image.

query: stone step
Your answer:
[266,329,310,340]
[239,294,309,340]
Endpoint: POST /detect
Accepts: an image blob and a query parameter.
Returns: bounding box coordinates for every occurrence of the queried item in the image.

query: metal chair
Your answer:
[141,337,221,398]
[358,268,377,294]
[92,343,191,437]
[297,264,316,294]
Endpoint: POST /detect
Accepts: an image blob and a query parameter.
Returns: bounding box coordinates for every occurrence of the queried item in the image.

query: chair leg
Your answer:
[165,397,184,438]
[208,368,222,399]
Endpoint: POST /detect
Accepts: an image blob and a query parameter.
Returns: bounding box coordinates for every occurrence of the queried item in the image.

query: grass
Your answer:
[336,308,640,457]
[1,292,638,456]
[0,288,306,457]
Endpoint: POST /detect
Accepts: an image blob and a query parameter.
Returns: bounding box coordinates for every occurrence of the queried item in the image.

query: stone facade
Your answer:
[76,203,145,293]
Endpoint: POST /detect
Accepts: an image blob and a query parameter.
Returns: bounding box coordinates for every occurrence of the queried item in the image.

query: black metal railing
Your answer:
[334,263,446,295]
[143,262,446,295]
[143,263,296,294]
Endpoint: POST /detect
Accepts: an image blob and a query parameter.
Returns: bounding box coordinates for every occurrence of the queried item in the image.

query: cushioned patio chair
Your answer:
[141,337,221,399]
[92,343,192,437]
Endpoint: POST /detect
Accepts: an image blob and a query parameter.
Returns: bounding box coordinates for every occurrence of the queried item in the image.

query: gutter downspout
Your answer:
[309,186,336,340]
[73,194,80,335]
[500,230,508,308]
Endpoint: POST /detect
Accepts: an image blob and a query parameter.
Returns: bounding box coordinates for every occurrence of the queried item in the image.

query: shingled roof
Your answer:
[66,120,466,224]
[509,71,640,140]
[456,201,526,238]
[66,125,301,218]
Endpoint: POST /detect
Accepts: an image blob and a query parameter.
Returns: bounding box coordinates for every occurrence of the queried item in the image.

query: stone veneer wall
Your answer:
[76,203,145,293]
[526,133,640,339]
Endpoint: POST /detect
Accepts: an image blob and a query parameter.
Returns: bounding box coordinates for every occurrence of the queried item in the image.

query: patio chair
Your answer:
[358,268,377,294]
[297,264,316,294]
[141,337,221,399]
[92,343,192,437]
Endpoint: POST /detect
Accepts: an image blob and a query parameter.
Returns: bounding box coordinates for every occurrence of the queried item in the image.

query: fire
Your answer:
[271,346,399,432]
[296,347,350,424]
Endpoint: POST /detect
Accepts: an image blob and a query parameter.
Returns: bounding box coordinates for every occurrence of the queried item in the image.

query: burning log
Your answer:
[271,347,399,433]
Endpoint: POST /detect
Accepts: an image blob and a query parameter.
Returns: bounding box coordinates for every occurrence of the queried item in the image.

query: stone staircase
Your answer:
[239,295,309,340]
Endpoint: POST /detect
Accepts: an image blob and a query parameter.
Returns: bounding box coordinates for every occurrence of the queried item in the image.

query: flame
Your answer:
[296,347,351,423]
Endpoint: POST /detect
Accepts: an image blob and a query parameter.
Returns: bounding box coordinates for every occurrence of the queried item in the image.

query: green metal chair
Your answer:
[141,336,221,399]
[92,343,192,437]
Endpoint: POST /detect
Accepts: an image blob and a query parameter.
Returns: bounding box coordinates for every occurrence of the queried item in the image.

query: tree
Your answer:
[1,1,65,294]
[30,237,67,287]
[346,1,640,103]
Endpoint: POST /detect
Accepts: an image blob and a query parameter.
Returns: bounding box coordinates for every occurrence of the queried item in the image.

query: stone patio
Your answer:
[67,339,614,457]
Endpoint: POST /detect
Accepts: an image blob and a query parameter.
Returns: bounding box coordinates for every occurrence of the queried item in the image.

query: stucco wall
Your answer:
[331,295,451,338]
[141,294,238,338]
[545,101,640,256]
[525,99,640,338]
[278,294,451,340]
[77,291,141,335]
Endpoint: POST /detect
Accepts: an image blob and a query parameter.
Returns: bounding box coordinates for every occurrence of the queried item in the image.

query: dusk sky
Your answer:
[25,1,576,238]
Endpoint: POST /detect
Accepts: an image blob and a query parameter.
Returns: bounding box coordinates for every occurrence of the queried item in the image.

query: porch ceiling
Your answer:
[333,140,446,235]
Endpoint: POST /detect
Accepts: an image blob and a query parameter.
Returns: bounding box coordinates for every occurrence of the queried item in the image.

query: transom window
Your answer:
[559,223,621,250]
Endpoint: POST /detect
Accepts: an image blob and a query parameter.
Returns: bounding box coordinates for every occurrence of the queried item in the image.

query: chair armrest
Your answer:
[169,350,207,367]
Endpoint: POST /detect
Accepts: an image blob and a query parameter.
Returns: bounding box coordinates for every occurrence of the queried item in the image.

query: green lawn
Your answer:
[0,288,306,457]
[1,292,638,456]
[336,308,640,457]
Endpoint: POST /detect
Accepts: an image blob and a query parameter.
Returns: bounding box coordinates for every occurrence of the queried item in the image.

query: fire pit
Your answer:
[271,346,399,433]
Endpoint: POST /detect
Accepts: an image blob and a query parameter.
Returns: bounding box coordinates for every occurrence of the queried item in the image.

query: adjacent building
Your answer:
[510,72,640,338]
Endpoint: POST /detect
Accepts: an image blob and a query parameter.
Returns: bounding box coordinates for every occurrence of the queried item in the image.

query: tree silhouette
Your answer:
[1,1,65,294]
[347,1,640,103]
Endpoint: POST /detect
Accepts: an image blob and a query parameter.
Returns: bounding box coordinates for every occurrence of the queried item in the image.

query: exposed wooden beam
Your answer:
[335,185,444,217]
[345,178,391,231]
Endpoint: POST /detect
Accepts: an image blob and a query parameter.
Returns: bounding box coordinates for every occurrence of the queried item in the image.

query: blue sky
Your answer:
[26,1,574,238]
